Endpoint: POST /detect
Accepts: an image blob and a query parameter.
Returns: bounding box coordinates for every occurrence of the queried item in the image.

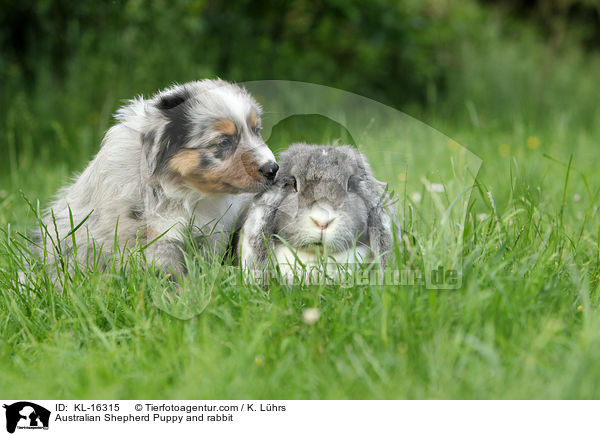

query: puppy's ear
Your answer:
[142,130,160,176]
[145,86,193,176]
[156,93,189,111]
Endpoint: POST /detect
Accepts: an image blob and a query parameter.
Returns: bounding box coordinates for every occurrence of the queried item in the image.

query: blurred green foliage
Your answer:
[0,0,599,168]
[0,0,485,106]
[2,0,598,104]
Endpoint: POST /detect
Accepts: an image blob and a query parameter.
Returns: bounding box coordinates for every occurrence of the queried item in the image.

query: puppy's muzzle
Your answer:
[259,161,279,180]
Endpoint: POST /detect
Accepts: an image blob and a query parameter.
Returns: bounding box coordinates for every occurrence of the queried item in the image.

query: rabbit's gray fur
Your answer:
[238,143,398,274]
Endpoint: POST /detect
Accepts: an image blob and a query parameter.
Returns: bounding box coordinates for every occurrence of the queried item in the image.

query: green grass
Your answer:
[2,14,600,397]
[2,103,600,399]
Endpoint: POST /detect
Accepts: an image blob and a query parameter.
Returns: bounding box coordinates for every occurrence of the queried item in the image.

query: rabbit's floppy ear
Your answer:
[352,150,396,265]
[365,179,395,266]
[238,186,287,269]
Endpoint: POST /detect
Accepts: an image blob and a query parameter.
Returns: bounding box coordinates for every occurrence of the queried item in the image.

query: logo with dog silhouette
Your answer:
[3,402,50,433]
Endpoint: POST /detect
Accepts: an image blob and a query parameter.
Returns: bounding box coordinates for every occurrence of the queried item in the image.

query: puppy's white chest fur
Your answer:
[148,189,252,251]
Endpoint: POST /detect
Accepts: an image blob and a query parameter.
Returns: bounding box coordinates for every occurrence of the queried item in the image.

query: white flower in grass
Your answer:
[410,192,422,203]
[302,308,320,325]
[477,213,489,222]
[428,183,445,193]
[573,194,581,202]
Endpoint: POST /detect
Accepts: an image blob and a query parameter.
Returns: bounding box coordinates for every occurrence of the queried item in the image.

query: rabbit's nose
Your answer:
[310,215,335,230]
[259,161,279,180]
[310,203,336,230]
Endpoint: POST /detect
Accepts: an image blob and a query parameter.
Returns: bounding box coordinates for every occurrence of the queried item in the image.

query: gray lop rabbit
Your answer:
[237,143,398,278]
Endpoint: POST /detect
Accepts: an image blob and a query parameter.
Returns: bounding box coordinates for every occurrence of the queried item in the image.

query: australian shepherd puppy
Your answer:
[31,79,278,280]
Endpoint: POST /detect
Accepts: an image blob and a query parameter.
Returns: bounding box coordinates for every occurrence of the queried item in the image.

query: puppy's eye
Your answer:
[219,134,234,145]
[287,176,298,192]
[212,134,238,159]
[347,175,360,192]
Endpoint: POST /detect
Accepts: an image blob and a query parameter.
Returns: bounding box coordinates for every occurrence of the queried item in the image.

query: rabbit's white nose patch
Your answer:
[309,204,336,230]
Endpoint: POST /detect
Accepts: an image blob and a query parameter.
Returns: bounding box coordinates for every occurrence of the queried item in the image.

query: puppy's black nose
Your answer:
[259,161,279,180]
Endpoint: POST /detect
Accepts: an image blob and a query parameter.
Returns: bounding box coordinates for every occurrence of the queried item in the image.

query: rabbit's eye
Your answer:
[347,175,359,192]
[287,176,298,192]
